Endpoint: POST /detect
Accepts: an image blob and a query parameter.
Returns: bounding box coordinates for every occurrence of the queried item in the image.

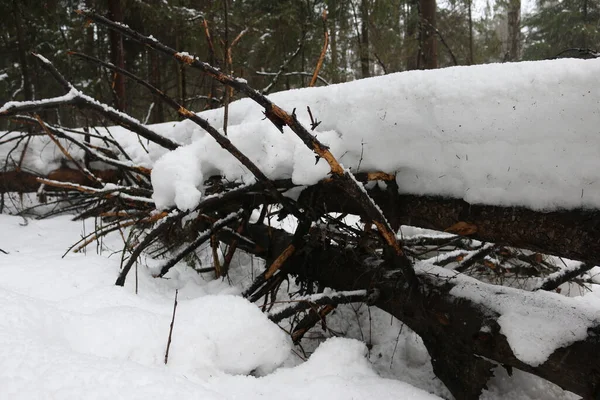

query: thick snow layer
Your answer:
[148,58,600,211]
[0,214,440,400]
[416,262,600,367]
[3,59,600,211]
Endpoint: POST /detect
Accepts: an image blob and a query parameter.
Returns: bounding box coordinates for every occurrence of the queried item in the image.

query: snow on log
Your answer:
[146,58,600,212]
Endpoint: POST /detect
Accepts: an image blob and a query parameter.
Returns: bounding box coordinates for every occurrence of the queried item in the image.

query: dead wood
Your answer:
[298,179,600,267]
[236,222,600,400]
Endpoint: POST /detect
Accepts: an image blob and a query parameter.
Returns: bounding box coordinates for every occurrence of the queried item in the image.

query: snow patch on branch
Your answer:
[417,262,600,366]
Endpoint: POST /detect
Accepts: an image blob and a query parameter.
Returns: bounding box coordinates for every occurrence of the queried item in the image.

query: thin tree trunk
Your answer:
[360,0,370,78]
[582,0,588,47]
[107,0,126,111]
[419,0,438,69]
[507,0,521,61]
[328,0,339,83]
[12,0,33,101]
[468,0,474,64]
[406,0,419,70]
[149,51,164,123]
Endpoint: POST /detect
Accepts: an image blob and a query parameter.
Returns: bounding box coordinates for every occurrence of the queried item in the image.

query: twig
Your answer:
[211,234,223,277]
[115,211,188,286]
[155,210,243,278]
[291,304,336,343]
[262,40,304,94]
[309,10,329,87]
[34,114,101,185]
[256,71,329,86]
[306,106,321,130]
[534,262,595,291]
[268,290,369,323]
[164,289,179,364]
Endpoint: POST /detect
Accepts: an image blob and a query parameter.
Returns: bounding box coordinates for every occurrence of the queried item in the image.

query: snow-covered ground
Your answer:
[0,214,585,399]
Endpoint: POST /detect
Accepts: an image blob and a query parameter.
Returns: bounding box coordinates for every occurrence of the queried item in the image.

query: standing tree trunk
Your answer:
[468,0,474,64]
[506,0,521,61]
[12,0,33,102]
[327,0,339,83]
[107,0,126,111]
[419,0,438,69]
[582,0,588,47]
[149,50,164,123]
[406,0,419,70]
[360,0,370,78]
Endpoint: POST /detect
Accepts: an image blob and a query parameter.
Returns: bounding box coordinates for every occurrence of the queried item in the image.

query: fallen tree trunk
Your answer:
[298,180,600,267]
[5,167,596,268]
[237,222,600,400]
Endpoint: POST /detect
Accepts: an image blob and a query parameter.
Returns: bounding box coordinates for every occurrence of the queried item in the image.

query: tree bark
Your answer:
[107,0,126,111]
[298,180,600,267]
[360,0,370,78]
[506,0,521,61]
[12,0,33,101]
[406,0,419,70]
[419,0,437,69]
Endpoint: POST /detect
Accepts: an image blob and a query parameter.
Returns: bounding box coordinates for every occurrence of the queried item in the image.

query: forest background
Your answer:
[1,0,598,130]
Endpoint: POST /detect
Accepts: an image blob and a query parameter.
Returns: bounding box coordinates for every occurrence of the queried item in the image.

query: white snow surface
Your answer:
[149,58,600,211]
[0,214,440,400]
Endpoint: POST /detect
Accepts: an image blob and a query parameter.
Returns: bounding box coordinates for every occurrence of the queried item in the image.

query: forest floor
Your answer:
[0,212,584,400]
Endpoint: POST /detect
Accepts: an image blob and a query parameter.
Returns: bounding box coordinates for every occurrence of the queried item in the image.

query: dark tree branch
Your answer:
[268,290,370,323]
[0,54,180,150]
[78,10,415,282]
[535,262,595,291]
[69,50,304,221]
[235,222,600,400]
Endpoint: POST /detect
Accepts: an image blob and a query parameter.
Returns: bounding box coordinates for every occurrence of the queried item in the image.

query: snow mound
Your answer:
[0,215,441,399]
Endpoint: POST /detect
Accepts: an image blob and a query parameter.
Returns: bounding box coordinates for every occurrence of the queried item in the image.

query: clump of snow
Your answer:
[151,144,204,210]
